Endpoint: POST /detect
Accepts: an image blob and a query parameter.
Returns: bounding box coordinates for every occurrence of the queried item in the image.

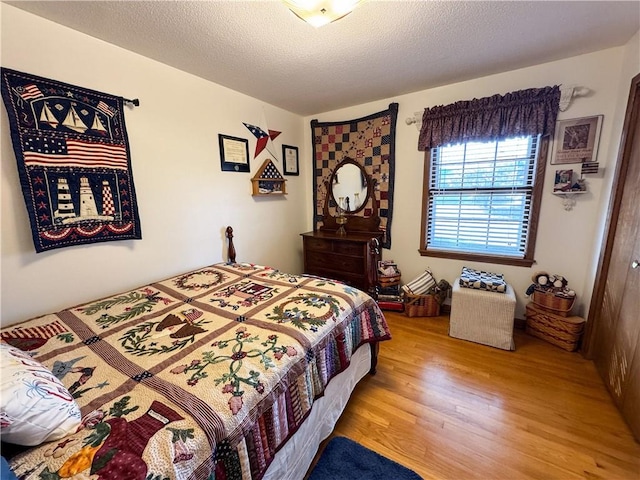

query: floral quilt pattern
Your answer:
[2,263,390,480]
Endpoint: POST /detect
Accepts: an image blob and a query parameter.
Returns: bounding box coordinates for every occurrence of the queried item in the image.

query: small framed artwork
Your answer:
[219,134,250,172]
[551,115,603,165]
[553,169,573,192]
[282,144,299,176]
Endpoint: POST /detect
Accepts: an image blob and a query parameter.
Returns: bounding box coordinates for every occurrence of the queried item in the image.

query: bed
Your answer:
[0,227,391,480]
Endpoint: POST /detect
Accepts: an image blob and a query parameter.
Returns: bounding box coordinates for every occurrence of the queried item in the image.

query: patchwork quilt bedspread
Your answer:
[1,263,390,480]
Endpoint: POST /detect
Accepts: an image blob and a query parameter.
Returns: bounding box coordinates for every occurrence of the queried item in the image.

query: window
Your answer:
[419,135,547,267]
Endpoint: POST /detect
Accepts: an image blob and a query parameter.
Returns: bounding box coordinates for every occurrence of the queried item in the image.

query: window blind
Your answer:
[426,136,539,258]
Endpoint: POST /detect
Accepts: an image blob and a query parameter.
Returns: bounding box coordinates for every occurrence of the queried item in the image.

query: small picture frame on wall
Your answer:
[553,169,573,192]
[282,144,299,176]
[551,115,603,165]
[219,134,250,172]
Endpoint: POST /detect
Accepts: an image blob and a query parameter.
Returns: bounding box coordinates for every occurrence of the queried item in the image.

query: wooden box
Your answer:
[378,274,401,287]
[251,159,287,196]
[525,302,585,351]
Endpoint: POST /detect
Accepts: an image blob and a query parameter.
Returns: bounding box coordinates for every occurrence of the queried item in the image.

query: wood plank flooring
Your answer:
[308,312,640,479]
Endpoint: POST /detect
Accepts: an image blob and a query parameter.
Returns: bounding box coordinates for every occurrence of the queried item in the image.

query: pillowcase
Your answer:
[459,267,507,293]
[402,269,436,295]
[0,342,81,446]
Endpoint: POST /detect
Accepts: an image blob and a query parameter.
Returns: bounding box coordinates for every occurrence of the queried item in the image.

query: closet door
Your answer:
[603,226,640,436]
[621,319,640,438]
[585,73,640,440]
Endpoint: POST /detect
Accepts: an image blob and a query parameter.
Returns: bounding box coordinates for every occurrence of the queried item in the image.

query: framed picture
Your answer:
[553,169,573,192]
[551,115,603,165]
[219,134,250,172]
[282,144,299,176]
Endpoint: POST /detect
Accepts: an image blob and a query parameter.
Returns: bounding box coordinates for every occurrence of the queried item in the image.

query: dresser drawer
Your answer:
[304,237,333,252]
[304,237,364,256]
[333,241,363,256]
[306,251,364,275]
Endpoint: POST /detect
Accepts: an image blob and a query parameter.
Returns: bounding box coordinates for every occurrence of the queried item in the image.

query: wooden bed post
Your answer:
[369,342,379,375]
[367,236,380,300]
[225,226,236,264]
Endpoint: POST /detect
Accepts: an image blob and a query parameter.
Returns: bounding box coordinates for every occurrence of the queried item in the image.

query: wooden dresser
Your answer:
[301,231,381,295]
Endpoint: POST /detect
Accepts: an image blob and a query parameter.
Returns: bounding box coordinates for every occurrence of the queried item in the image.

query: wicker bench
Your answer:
[449,277,516,350]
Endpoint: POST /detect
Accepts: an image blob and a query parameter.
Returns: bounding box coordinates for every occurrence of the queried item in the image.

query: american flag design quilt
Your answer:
[311,103,398,248]
[1,68,142,252]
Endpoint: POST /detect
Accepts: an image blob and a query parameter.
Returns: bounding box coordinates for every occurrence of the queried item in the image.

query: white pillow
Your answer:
[402,269,437,295]
[0,342,81,446]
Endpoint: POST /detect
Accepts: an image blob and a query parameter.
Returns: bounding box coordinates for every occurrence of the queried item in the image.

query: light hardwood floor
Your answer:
[310,312,640,479]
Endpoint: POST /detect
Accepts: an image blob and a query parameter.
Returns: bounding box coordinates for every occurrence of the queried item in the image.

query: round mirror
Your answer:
[329,158,370,213]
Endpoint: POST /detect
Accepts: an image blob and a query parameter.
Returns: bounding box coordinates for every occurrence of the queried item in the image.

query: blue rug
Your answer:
[308,436,423,480]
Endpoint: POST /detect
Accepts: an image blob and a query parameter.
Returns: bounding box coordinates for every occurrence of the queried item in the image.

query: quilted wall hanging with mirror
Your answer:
[311,103,398,248]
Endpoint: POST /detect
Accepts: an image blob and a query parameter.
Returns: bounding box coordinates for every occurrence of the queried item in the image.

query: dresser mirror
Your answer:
[329,158,369,213]
[321,157,380,234]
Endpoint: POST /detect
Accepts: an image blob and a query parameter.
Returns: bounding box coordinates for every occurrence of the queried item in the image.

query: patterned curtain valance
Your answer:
[417,85,561,151]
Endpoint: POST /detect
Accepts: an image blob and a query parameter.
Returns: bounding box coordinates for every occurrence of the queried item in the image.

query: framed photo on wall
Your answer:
[551,115,603,165]
[282,144,299,176]
[553,169,573,192]
[219,134,250,172]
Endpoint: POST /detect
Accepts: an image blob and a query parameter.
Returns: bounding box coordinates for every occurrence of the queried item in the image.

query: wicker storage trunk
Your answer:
[525,302,585,351]
[404,292,440,317]
[532,289,575,317]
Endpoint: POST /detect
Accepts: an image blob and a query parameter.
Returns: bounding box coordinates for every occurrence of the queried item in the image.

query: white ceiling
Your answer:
[5,1,640,116]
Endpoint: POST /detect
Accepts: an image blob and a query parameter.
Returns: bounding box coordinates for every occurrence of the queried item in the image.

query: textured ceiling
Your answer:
[5,1,640,116]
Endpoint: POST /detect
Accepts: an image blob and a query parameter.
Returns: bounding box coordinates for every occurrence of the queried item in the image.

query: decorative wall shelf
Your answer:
[553,190,587,211]
[251,159,287,196]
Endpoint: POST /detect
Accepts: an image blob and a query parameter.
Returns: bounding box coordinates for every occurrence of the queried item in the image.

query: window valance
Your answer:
[417,86,561,151]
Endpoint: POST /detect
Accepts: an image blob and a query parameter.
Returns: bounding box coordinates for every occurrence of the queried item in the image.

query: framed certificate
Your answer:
[283,144,299,176]
[219,134,250,172]
[551,115,603,165]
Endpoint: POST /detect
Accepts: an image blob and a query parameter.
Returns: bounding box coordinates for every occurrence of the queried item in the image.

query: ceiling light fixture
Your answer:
[283,0,363,28]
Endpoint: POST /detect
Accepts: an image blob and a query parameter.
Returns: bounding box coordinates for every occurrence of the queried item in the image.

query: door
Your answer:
[584,73,640,440]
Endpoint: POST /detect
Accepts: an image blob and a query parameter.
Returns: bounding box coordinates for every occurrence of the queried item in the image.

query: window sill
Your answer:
[418,249,535,267]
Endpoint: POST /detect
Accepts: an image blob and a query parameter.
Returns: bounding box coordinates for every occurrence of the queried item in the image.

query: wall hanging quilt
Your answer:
[1,68,141,253]
[311,103,398,248]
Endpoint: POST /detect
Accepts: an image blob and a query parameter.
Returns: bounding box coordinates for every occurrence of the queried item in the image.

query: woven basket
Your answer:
[525,303,585,351]
[404,292,440,317]
[532,289,575,317]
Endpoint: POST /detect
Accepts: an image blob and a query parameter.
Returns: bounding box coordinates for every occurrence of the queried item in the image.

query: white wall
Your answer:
[1,5,308,326]
[3,4,638,327]
[304,42,640,320]
[583,30,640,317]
